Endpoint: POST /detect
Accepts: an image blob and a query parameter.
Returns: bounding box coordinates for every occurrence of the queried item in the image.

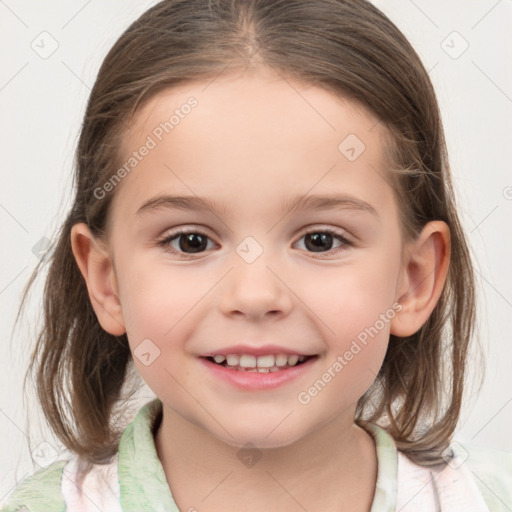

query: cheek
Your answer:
[299,247,401,390]
[118,267,198,402]
[115,262,203,391]
[307,250,401,340]
[117,258,196,336]
[297,274,395,412]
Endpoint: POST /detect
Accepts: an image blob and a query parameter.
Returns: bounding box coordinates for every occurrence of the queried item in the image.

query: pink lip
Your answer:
[200,344,315,357]
[199,355,319,391]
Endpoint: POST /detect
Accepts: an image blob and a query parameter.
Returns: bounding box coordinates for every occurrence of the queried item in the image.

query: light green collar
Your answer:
[118,398,398,511]
[365,423,398,511]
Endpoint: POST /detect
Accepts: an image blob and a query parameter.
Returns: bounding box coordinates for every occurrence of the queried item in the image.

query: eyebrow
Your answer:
[136,193,378,217]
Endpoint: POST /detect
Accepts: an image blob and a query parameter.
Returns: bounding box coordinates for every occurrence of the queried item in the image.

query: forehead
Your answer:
[110,69,395,222]
[124,69,383,151]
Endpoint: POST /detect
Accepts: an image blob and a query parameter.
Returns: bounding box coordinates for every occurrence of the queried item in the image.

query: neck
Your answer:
[154,403,378,512]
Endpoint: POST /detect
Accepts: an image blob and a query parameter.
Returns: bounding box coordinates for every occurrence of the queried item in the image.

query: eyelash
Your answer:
[156,227,353,259]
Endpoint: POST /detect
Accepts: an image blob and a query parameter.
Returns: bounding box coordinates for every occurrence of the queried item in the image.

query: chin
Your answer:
[211,422,305,450]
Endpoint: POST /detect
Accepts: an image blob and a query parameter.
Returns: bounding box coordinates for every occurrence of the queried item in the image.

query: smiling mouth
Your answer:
[203,354,317,372]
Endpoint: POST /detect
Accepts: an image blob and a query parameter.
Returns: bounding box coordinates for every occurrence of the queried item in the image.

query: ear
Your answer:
[390,220,451,337]
[70,222,126,336]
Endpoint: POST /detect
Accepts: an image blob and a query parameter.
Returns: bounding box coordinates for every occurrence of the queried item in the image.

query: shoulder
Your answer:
[395,440,512,512]
[0,459,67,512]
[60,454,122,511]
[0,400,159,512]
[0,454,122,512]
[455,440,512,511]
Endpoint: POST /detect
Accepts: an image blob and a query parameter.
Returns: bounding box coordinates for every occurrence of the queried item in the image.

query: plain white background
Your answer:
[1,0,511,501]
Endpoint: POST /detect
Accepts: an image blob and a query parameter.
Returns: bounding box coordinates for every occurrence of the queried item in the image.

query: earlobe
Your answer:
[70,223,126,336]
[390,221,451,337]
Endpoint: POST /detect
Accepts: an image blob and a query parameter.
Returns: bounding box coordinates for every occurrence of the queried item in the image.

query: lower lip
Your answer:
[199,356,318,391]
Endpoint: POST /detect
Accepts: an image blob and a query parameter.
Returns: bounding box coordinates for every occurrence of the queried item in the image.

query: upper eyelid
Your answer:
[160,224,352,236]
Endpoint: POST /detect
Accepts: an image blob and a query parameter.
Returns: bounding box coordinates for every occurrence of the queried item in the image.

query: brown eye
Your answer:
[177,232,208,253]
[158,230,215,256]
[303,232,337,252]
[295,229,352,255]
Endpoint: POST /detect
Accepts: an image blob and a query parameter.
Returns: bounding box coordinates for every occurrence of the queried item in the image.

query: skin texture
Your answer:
[71,67,450,512]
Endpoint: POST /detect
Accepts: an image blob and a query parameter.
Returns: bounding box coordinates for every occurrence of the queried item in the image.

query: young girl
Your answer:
[2,0,510,511]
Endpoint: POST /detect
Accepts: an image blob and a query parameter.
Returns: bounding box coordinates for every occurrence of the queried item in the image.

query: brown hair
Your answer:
[16,0,479,466]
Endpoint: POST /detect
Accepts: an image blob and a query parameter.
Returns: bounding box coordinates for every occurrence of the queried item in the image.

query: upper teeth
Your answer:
[213,354,306,368]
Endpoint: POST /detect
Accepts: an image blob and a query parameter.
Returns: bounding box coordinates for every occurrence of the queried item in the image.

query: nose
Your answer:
[218,254,293,321]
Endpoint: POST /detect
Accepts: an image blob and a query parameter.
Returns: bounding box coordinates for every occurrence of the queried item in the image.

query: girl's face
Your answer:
[105,68,407,448]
